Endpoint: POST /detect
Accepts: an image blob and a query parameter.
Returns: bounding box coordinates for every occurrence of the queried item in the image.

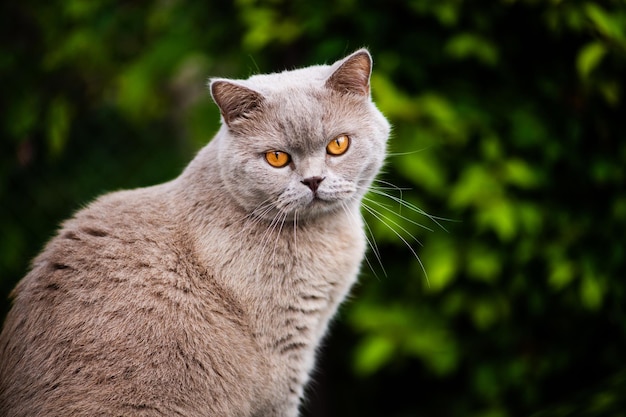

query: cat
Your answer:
[0,49,390,417]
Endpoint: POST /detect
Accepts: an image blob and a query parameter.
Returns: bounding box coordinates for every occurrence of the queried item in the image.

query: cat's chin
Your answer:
[254,196,350,223]
[304,196,341,216]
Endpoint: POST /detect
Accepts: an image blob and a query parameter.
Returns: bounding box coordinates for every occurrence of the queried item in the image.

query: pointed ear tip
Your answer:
[347,49,373,72]
[353,48,372,61]
[208,79,222,95]
[209,78,227,90]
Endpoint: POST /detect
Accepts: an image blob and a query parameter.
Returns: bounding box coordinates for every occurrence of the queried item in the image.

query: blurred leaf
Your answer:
[46,96,73,157]
[6,93,40,140]
[405,327,458,376]
[470,297,506,330]
[450,165,502,209]
[353,334,396,376]
[504,159,540,189]
[509,108,549,148]
[445,32,499,66]
[580,272,604,311]
[477,199,517,241]
[397,151,447,194]
[598,79,622,106]
[422,237,458,291]
[584,3,625,42]
[416,93,466,142]
[238,5,302,50]
[577,42,606,80]
[480,134,503,161]
[466,245,501,283]
[516,202,543,235]
[408,0,462,26]
[548,260,576,290]
[349,303,459,376]
[371,73,418,121]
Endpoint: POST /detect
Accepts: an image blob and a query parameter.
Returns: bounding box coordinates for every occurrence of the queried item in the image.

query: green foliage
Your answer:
[2,0,626,416]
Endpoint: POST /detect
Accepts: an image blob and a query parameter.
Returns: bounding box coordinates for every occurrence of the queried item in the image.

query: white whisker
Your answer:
[361,203,430,286]
[367,187,453,232]
[362,202,423,248]
[341,200,386,279]
[384,146,434,157]
[363,195,433,233]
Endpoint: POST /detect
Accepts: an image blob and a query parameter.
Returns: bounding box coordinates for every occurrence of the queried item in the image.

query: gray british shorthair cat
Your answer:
[0,49,390,416]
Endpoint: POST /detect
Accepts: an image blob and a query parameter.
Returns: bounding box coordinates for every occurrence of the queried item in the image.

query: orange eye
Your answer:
[326,134,350,156]
[264,151,291,168]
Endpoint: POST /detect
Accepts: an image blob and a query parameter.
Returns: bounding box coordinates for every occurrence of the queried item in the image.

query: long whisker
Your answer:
[361,203,430,286]
[384,146,434,157]
[362,202,423,248]
[363,196,434,233]
[367,187,454,232]
[370,181,456,225]
[259,208,283,252]
[342,201,386,279]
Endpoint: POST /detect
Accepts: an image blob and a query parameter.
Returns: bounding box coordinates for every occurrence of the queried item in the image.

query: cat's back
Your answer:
[0,184,267,417]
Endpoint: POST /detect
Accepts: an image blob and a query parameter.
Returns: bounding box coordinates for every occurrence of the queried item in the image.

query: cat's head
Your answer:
[209,49,390,221]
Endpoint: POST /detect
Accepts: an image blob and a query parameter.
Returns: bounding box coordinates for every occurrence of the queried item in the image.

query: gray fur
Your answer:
[0,49,390,417]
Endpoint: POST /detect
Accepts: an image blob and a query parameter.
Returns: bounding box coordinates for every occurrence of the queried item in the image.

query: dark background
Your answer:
[1,1,626,416]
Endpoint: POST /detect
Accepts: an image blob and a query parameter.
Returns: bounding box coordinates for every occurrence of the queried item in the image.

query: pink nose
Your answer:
[301,176,325,193]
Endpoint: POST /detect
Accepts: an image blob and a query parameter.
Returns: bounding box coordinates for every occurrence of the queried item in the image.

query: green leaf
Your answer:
[467,245,501,283]
[405,329,459,376]
[445,32,499,66]
[471,299,501,330]
[397,151,446,193]
[450,165,503,209]
[422,237,458,292]
[577,42,606,80]
[477,199,518,242]
[353,335,396,376]
[580,273,604,311]
[504,159,540,189]
[371,73,418,121]
[548,260,576,290]
[46,96,73,157]
[584,3,624,41]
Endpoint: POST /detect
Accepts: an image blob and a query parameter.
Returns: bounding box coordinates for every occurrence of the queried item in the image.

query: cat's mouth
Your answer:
[270,184,357,221]
[304,191,351,213]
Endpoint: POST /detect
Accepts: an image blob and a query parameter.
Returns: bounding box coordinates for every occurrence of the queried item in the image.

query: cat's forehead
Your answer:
[227,61,380,152]
[245,65,331,93]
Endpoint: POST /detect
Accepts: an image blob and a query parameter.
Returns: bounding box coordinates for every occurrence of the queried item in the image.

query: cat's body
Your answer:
[0,50,390,416]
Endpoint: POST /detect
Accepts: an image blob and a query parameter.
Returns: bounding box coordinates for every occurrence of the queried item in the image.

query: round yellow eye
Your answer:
[326,134,350,156]
[265,151,291,168]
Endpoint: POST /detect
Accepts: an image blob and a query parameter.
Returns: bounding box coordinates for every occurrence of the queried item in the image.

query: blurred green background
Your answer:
[1,0,626,416]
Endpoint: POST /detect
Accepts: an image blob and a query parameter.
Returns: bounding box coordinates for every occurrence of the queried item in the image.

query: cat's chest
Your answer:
[235,213,363,290]
[197,209,366,324]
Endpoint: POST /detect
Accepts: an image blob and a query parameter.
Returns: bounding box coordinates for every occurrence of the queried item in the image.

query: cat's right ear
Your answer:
[210,79,265,127]
[326,49,372,96]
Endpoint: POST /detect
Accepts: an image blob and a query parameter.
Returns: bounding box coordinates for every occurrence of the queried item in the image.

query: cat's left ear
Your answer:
[210,79,265,127]
[326,49,372,96]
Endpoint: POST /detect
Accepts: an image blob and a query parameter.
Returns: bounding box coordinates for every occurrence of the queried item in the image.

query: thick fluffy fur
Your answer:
[0,50,390,416]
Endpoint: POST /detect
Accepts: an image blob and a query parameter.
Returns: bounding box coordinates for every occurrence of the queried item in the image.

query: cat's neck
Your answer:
[172,137,364,341]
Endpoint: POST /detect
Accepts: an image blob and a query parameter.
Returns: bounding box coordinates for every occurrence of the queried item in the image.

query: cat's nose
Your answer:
[301,176,325,193]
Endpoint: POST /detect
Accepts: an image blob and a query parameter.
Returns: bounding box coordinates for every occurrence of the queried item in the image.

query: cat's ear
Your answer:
[210,79,265,127]
[325,49,372,96]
